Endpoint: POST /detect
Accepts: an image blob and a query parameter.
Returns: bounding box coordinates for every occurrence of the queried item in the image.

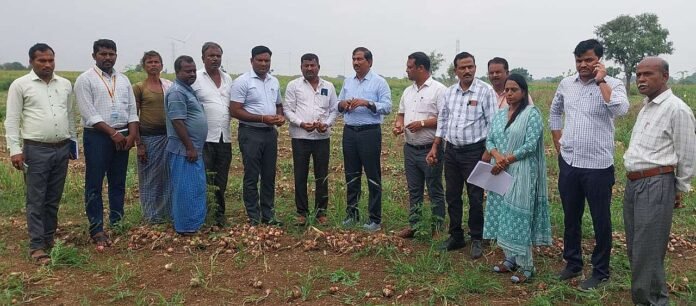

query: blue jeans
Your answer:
[83,128,129,236]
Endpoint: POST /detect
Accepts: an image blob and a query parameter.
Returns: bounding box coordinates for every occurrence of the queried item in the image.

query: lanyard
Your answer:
[93,67,117,103]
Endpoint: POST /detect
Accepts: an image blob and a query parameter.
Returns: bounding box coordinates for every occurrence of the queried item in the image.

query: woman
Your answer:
[133,51,173,224]
[483,74,551,283]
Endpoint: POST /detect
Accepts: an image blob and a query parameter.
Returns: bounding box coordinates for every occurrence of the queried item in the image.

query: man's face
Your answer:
[143,56,163,75]
[575,49,600,79]
[636,60,668,98]
[487,63,508,89]
[203,47,222,71]
[30,49,55,80]
[301,59,319,81]
[251,52,271,76]
[455,57,476,84]
[352,51,371,75]
[177,61,197,85]
[93,47,117,72]
[405,58,422,81]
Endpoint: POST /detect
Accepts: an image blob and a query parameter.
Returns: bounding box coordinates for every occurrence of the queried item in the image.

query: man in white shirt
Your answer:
[393,52,447,238]
[192,42,234,227]
[4,43,76,265]
[283,53,338,226]
[623,57,696,306]
[75,39,139,248]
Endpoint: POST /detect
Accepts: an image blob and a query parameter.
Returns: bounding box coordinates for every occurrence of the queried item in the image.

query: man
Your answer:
[393,52,446,238]
[4,43,76,265]
[338,47,392,232]
[166,56,208,234]
[623,57,695,305]
[487,57,534,109]
[426,52,496,259]
[75,39,139,248]
[549,39,629,290]
[191,42,234,227]
[283,53,338,226]
[230,46,285,226]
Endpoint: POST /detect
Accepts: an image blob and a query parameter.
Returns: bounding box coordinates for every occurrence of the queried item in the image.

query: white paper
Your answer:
[466,161,514,195]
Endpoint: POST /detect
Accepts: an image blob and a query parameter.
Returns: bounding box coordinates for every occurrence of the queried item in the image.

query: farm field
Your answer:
[0,70,695,305]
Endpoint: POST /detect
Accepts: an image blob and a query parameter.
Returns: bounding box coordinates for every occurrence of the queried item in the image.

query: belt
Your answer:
[239,123,274,131]
[345,124,380,132]
[627,166,674,181]
[446,140,486,152]
[23,139,70,148]
[406,143,433,150]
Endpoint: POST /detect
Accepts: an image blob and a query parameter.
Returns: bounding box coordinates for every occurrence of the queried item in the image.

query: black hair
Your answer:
[352,47,373,62]
[487,57,509,71]
[300,53,319,64]
[408,52,431,72]
[174,55,194,73]
[202,42,223,55]
[453,52,475,68]
[140,50,163,66]
[573,39,603,58]
[251,45,272,58]
[28,43,54,61]
[93,39,117,54]
[504,73,530,130]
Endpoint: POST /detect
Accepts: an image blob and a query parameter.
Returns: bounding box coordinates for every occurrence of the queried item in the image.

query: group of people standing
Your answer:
[5,37,694,305]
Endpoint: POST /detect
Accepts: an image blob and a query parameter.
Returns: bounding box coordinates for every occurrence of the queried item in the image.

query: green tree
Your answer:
[595,13,674,93]
[606,66,622,78]
[510,67,532,81]
[428,50,445,75]
[0,62,27,70]
[438,63,457,86]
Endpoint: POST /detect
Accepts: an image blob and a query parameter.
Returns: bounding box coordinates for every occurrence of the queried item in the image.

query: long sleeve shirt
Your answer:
[4,70,75,156]
[74,66,138,129]
[549,75,629,169]
[338,70,391,126]
[624,89,696,192]
[283,77,338,140]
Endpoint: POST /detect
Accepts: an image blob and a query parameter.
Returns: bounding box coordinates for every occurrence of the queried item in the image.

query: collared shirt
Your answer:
[338,70,391,126]
[624,89,696,192]
[229,70,281,128]
[398,77,447,145]
[75,66,138,129]
[435,78,497,146]
[549,75,629,169]
[4,70,75,156]
[192,69,234,143]
[165,79,208,155]
[283,77,339,140]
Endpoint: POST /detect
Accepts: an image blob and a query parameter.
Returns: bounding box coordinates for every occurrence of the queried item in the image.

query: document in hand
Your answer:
[466,161,514,195]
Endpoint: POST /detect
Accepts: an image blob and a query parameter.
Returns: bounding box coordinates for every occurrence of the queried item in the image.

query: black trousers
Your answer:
[342,124,382,224]
[238,125,277,223]
[23,141,70,250]
[203,136,232,224]
[291,138,330,217]
[444,141,485,241]
[558,156,615,279]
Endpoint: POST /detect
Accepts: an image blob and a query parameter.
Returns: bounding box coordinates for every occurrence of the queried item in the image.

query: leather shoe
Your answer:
[439,236,466,251]
[558,268,582,281]
[470,239,483,259]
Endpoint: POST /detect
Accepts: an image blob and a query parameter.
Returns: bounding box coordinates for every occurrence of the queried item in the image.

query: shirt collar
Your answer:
[457,78,478,93]
[646,89,673,105]
[412,76,434,91]
[174,79,195,93]
[354,70,373,81]
[28,69,55,82]
[302,77,325,88]
[251,70,272,81]
[573,74,596,85]
[93,65,115,77]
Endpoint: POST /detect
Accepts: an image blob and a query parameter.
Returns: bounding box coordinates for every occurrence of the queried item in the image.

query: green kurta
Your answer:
[483,106,552,265]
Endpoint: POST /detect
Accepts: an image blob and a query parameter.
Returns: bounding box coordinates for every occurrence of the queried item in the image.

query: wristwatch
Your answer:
[595,78,606,85]
[368,101,376,112]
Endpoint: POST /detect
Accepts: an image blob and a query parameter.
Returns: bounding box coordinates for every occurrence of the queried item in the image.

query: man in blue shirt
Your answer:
[230,46,285,226]
[166,55,208,235]
[338,47,392,232]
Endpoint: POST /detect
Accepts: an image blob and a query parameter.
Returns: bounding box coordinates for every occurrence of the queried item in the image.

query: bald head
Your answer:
[636,57,669,100]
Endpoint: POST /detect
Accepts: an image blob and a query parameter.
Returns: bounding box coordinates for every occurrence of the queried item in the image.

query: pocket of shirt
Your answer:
[465,105,482,121]
[416,101,436,115]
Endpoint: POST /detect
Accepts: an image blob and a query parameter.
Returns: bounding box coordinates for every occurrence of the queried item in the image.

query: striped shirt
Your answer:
[624,89,696,192]
[549,75,629,169]
[435,78,497,146]
[338,70,392,126]
[75,66,138,129]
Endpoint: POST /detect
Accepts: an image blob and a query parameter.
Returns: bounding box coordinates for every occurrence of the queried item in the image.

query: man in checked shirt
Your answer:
[426,51,497,259]
[550,39,629,290]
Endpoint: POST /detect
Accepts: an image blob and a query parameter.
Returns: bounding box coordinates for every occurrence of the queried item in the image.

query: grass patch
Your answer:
[49,241,89,268]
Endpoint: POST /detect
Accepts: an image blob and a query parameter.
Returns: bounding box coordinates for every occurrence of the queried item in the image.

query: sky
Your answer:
[1,0,694,79]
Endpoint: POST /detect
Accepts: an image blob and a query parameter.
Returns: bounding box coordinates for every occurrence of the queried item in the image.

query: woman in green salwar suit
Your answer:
[483,74,551,283]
